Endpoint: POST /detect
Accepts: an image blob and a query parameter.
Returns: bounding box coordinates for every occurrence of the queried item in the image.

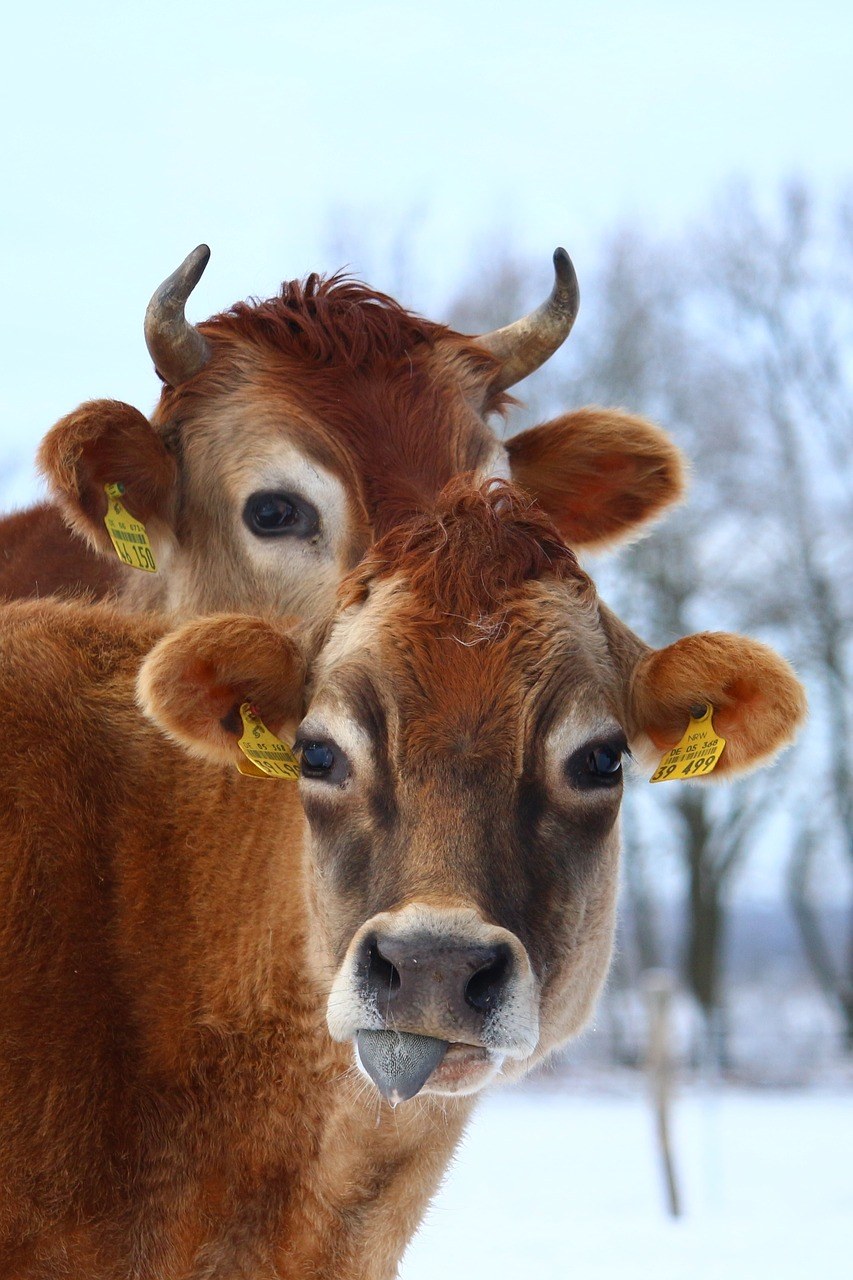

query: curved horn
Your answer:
[144,244,212,387]
[476,248,579,391]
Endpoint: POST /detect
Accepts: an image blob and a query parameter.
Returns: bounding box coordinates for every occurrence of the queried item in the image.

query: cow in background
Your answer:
[0,480,805,1278]
[1,245,685,616]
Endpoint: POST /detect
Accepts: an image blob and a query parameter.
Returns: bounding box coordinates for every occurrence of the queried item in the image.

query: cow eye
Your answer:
[296,737,350,785]
[243,491,320,539]
[567,737,626,791]
[302,741,335,773]
[588,745,622,778]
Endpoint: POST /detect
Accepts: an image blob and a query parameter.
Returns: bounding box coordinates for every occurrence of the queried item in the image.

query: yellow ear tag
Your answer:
[650,704,726,783]
[103,483,157,572]
[236,702,301,780]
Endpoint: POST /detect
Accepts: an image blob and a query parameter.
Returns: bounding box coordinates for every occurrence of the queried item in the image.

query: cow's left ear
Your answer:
[506,408,686,551]
[628,632,807,777]
[137,615,306,766]
[38,399,177,557]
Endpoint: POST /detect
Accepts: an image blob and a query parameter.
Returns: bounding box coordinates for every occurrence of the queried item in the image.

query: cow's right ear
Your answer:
[37,400,177,556]
[137,615,306,766]
[506,408,686,551]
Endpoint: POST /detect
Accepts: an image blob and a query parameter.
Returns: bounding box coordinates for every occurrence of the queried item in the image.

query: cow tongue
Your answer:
[356,1029,449,1106]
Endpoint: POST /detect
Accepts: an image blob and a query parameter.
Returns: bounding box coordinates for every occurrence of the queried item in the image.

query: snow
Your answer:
[400,1084,851,1279]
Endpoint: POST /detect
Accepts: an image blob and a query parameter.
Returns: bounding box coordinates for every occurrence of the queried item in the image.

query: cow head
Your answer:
[40,246,684,620]
[139,480,805,1104]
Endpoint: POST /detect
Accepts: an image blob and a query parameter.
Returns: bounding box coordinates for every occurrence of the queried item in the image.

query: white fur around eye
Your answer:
[236,441,349,559]
[544,710,625,790]
[296,711,372,788]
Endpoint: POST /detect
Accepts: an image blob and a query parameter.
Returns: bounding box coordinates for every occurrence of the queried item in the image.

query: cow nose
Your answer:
[360,932,514,1037]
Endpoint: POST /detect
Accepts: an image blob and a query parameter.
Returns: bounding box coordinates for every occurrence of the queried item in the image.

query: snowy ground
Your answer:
[400,1083,851,1279]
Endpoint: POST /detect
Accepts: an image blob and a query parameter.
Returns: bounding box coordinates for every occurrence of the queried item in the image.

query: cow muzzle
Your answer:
[327,904,539,1101]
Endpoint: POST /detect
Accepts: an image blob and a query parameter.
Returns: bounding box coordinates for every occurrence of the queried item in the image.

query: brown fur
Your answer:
[148,613,306,764]
[38,399,178,554]
[507,407,687,551]
[0,599,456,1279]
[0,481,805,1278]
[341,475,593,614]
[5,270,684,617]
[630,631,809,773]
[0,501,120,602]
[207,273,505,395]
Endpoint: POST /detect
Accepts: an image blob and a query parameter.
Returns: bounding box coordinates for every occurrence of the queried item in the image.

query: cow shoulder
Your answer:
[0,502,121,602]
[0,600,166,824]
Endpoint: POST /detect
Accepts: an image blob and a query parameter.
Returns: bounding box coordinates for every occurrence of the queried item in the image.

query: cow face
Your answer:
[39,250,685,621]
[303,571,624,1096]
[139,480,806,1102]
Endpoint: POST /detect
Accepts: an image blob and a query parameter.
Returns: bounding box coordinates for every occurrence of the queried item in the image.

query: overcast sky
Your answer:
[1,0,851,505]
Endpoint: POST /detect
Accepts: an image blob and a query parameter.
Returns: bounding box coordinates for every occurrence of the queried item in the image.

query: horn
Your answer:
[476,248,580,391]
[144,244,212,387]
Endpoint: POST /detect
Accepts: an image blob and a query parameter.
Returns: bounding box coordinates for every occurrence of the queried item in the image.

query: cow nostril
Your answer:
[464,945,512,1013]
[367,940,401,995]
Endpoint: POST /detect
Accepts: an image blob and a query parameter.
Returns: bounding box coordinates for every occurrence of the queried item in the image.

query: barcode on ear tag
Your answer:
[237,702,300,780]
[650,704,726,783]
[103,483,157,573]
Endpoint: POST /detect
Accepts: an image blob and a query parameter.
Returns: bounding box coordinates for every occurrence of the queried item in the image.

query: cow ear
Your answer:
[629,632,807,777]
[506,408,686,551]
[37,400,177,557]
[138,615,306,766]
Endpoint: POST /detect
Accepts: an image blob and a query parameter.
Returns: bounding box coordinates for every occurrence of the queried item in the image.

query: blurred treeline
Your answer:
[336,181,853,1077]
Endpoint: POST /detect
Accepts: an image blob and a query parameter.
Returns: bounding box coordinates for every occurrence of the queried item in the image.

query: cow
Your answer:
[1,245,686,617]
[0,478,805,1278]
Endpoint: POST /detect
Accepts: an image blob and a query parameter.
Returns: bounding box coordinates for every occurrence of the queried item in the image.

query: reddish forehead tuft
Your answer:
[340,478,593,619]
[199,272,498,375]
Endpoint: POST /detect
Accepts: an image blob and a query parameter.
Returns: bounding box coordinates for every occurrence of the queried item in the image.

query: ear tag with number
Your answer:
[103,483,157,573]
[650,704,726,783]
[236,702,301,780]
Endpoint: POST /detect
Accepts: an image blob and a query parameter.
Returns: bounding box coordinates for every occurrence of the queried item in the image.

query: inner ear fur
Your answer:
[507,408,686,551]
[37,400,178,555]
[630,632,807,777]
[137,615,306,766]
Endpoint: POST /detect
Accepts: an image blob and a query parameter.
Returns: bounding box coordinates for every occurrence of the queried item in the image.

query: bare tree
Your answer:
[702,181,853,1045]
[566,187,853,1052]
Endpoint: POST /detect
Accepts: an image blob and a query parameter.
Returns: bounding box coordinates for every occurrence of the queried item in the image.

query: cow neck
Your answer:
[116,562,178,613]
[111,740,477,1276]
[112,759,312,1076]
[288,1089,474,1279]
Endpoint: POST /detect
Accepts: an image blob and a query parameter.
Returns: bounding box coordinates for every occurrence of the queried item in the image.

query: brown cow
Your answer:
[1,246,685,616]
[0,479,804,1278]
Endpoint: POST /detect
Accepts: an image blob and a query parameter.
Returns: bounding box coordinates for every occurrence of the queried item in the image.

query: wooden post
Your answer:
[642,968,682,1218]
